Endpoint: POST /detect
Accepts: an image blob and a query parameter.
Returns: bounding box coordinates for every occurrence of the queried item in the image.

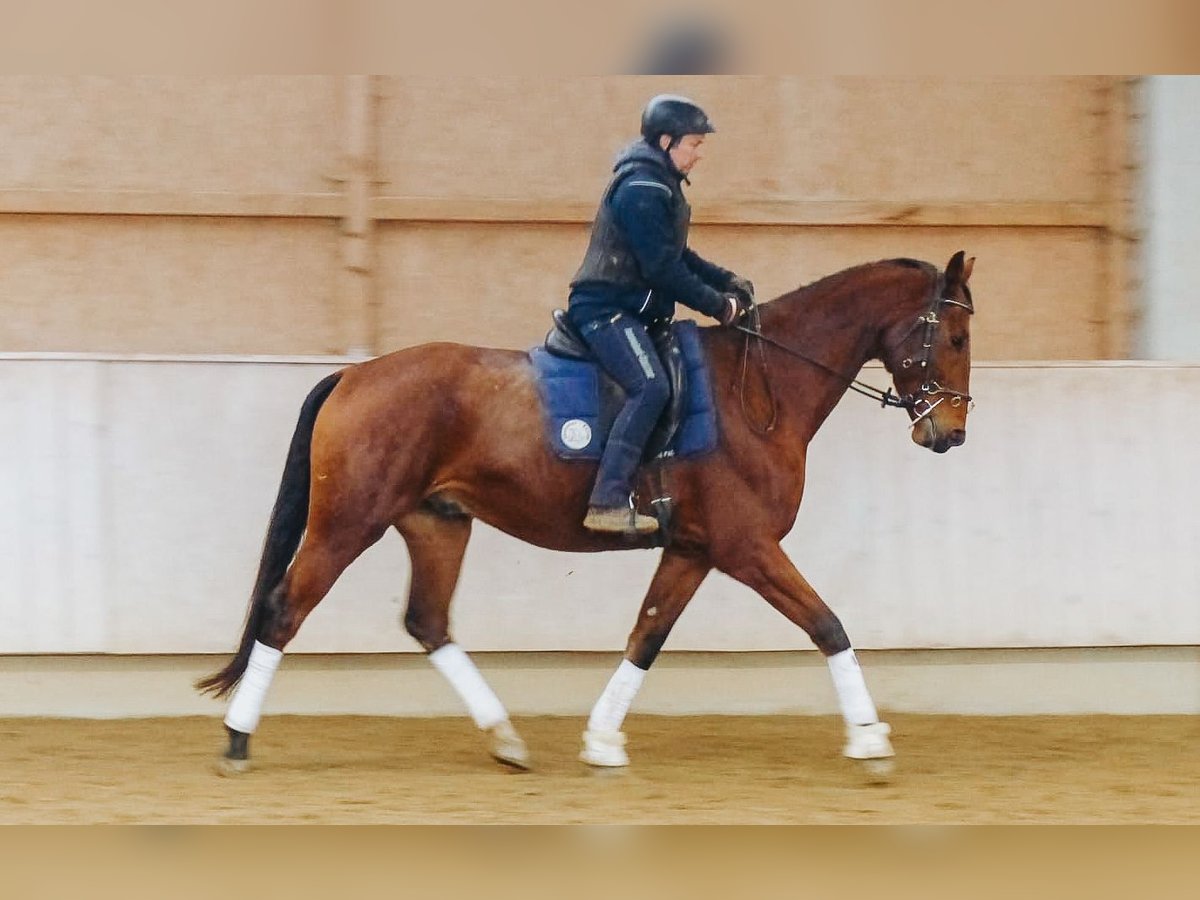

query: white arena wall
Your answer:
[1,355,1198,716]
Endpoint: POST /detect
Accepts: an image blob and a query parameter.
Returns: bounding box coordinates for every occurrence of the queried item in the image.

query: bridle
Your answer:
[733,269,975,434]
[888,274,975,427]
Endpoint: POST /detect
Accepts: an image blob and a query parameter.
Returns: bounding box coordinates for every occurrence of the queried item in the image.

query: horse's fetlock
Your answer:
[811,615,850,655]
[627,632,668,669]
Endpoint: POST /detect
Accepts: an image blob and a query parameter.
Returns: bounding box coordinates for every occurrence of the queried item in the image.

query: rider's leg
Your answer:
[579,314,669,533]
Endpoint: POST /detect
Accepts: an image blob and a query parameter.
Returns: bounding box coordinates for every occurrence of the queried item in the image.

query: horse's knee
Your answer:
[404,604,449,652]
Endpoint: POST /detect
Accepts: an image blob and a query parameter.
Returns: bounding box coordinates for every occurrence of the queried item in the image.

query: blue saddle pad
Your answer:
[528,320,718,461]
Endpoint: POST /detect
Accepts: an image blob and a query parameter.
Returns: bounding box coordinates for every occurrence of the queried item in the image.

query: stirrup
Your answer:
[583,505,659,535]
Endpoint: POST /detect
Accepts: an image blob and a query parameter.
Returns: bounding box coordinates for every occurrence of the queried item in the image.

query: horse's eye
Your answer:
[950,334,968,351]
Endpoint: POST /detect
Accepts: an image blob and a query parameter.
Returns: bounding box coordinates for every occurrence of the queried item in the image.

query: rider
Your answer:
[568,94,754,535]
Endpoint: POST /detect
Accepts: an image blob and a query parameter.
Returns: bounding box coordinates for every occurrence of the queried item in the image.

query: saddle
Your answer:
[529,310,717,464]
[529,312,718,543]
[543,310,687,460]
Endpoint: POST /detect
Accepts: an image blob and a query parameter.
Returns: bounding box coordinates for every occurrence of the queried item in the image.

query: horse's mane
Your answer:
[765,257,937,308]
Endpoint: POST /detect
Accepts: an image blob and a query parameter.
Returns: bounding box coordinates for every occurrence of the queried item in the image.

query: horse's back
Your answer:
[315,340,545,471]
[335,341,534,408]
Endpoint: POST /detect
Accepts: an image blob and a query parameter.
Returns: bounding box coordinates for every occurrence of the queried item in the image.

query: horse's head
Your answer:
[883,251,975,454]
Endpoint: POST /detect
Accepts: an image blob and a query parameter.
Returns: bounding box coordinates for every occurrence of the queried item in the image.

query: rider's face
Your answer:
[661,133,706,175]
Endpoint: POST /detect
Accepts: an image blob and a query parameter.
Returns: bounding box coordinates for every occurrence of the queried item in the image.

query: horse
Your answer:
[197,251,976,777]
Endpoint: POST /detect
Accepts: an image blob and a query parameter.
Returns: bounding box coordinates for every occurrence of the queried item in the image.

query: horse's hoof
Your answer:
[214,755,251,777]
[488,720,531,770]
[860,757,896,783]
[579,729,629,768]
[843,721,895,761]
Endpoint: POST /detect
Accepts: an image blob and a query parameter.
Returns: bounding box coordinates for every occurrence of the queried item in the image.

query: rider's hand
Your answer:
[717,293,751,327]
[727,274,755,305]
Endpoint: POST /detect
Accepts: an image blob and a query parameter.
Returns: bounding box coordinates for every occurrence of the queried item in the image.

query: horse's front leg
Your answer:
[581,549,710,767]
[719,541,895,774]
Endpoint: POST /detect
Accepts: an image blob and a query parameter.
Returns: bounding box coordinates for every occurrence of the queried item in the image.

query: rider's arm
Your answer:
[611,179,727,319]
[681,247,735,291]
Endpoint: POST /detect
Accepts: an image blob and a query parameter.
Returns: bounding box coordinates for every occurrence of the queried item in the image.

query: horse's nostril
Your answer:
[949,429,966,446]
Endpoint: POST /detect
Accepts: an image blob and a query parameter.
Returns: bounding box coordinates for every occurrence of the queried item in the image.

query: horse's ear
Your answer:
[962,255,975,284]
[945,250,966,285]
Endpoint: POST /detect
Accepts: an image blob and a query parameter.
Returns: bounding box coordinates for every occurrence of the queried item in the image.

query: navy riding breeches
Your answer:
[578,313,671,508]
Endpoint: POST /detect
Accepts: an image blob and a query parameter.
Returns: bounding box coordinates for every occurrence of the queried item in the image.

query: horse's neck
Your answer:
[758,269,919,441]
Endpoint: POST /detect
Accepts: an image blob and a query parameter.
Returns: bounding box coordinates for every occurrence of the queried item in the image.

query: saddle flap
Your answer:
[643,326,686,460]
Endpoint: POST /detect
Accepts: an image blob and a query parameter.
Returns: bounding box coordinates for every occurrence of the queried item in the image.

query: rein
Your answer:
[733,271,974,432]
[735,303,781,434]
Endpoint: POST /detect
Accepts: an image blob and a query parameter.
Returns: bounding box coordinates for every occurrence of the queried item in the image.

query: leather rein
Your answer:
[732,272,975,435]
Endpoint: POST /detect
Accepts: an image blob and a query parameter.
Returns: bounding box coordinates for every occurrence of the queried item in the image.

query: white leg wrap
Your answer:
[844,721,895,760]
[428,643,508,730]
[224,641,283,734]
[826,648,879,726]
[587,659,646,734]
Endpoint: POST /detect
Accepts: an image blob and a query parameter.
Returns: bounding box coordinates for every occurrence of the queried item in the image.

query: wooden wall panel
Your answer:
[0,216,341,355]
[0,76,1134,359]
[376,223,582,353]
[376,222,1106,360]
[682,225,1110,361]
[698,77,1106,204]
[379,77,1107,204]
[0,76,339,194]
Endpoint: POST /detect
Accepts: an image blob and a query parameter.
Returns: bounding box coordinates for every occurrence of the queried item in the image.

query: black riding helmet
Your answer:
[640,94,716,149]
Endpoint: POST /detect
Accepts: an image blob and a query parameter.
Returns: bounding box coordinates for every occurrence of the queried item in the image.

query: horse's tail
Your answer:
[195,371,344,699]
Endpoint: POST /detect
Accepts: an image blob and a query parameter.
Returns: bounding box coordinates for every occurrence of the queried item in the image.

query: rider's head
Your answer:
[640,94,715,176]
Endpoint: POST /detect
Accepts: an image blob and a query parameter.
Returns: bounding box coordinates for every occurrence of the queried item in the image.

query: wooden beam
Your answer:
[335,75,379,357]
[0,190,1108,228]
[371,197,1108,228]
[1095,77,1139,359]
[371,197,596,224]
[0,189,343,218]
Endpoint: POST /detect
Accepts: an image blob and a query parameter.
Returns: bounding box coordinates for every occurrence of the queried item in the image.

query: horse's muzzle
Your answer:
[931,428,967,453]
[914,424,966,453]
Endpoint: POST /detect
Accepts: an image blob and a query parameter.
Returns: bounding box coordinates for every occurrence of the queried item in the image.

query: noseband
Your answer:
[733,268,975,432]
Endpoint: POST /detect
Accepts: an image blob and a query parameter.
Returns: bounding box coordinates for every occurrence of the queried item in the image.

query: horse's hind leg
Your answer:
[580,549,711,768]
[398,509,530,770]
[220,523,383,774]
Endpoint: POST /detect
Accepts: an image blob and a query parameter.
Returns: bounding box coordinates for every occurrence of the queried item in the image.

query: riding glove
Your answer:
[717,293,752,327]
[727,274,755,305]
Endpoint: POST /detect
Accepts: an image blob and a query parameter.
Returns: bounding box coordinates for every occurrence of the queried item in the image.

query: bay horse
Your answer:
[197,251,975,776]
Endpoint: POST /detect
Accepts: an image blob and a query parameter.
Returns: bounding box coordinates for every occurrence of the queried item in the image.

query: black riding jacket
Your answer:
[568,140,733,327]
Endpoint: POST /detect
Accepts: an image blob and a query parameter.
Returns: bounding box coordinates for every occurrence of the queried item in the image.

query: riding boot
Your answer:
[585,439,658,534]
[583,505,658,534]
